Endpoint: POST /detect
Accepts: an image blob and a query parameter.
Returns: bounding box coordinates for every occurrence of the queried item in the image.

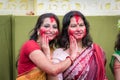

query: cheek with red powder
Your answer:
[68,28,87,39]
[55,30,59,36]
[39,28,46,36]
[83,28,86,36]
[68,29,75,36]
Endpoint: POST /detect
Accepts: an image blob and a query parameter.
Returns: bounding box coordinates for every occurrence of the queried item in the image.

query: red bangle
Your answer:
[66,56,73,65]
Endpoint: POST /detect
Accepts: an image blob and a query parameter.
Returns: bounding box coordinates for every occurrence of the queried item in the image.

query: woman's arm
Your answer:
[47,58,64,80]
[114,59,120,80]
[47,36,78,80]
[29,50,72,76]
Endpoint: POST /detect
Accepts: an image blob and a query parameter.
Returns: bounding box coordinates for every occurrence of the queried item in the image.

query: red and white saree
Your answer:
[52,43,108,80]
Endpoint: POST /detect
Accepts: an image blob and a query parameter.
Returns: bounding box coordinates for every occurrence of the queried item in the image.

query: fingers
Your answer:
[69,35,77,49]
[41,34,50,57]
[69,35,74,46]
[41,34,49,46]
[69,35,78,60]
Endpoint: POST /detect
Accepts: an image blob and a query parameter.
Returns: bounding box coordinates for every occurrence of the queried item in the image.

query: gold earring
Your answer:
[37,31,40,36]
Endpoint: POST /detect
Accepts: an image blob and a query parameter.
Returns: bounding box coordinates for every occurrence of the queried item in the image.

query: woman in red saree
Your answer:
[48,10,108,80]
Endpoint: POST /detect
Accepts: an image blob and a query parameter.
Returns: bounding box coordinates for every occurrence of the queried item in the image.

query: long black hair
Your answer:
[58,10,93,49]
[114,32,120,51]
[30,13,60,46]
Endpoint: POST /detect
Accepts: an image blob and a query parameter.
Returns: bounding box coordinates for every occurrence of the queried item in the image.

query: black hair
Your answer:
[114,32,120,51]
[30,13,60,46]
[58,10,93,49]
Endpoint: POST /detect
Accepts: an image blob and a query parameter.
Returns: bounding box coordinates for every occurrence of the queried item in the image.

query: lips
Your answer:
[45,33,53,36]
[74,30,84,35]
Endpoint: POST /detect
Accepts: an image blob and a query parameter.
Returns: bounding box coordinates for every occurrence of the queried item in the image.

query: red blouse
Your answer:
[17,40,41,74]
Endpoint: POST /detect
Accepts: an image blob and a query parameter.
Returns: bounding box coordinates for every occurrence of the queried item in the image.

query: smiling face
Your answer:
[38,17,59,41]
[68,16,86,40]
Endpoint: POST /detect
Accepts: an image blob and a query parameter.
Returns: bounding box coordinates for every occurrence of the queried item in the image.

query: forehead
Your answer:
[43,17,57,24]
[70,16,83,23]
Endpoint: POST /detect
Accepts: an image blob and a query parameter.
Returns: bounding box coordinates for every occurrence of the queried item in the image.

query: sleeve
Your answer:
[24,40,40,56]
[112,53,120,62]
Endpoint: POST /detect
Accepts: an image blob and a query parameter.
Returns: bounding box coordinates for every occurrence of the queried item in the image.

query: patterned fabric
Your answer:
[63,47,93,80]
[52,44,107,80]
[16,67,46,80]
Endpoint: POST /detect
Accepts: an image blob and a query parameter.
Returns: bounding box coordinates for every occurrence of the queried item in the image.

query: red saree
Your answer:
[63,43,107,80]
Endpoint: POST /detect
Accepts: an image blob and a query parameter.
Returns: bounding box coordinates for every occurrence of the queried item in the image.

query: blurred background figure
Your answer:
[110,32,120,80]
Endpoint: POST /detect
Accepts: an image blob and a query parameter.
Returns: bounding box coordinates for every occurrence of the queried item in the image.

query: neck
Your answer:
[37,37,41,46]
[76,40,85,53]
[77,40,82,48]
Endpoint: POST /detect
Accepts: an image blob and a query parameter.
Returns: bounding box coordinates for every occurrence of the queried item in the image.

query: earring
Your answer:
[37,31,40,36]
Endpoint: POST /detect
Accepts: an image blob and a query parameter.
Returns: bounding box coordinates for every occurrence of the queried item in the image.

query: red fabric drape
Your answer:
[93,43,107,80]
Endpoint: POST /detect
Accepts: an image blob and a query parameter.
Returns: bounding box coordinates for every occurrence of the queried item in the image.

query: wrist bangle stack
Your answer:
[66,56,73,65]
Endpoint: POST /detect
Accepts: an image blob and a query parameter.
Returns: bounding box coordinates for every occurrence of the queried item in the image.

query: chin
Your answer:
[48,37,54,41]
[75,37,83,40]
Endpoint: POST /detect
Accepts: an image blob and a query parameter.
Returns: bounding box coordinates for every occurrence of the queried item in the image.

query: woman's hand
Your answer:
[69,35,78,61]
[41,34,51,59]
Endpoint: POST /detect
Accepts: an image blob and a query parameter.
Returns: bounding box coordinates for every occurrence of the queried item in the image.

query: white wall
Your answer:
[0,0,120,16]
[36,0,120,16]
[0,0,34,15]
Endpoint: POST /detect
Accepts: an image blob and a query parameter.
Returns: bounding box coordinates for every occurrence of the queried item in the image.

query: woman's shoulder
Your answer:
[92,43,101,48]
[53,48,69,54]
[114,50,120,55]
[92,43,104,52]
[52,48,69,61]
[21,40,40,50]
[112,51,120,62]
[53,48,67,55]
[22,40,37,46]
[54,48,64,52]
[25,40,36,44]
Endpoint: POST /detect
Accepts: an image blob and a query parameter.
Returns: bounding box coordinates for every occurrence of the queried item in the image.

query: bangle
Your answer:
[66,56,73,65]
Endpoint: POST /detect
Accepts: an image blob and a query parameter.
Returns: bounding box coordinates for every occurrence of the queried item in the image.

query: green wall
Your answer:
[0,15,12,80]
[87,16,120,80]
[12,15,38,80]
[0,15,120,80]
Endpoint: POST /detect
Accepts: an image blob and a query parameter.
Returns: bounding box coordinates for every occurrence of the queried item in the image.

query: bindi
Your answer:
[50,17,55,23]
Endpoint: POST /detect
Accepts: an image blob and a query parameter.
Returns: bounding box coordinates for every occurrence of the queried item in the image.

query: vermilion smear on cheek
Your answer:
[39,28,46,36]
[55,31,59,35]
[68,29,74,36]
[50,17,55,23]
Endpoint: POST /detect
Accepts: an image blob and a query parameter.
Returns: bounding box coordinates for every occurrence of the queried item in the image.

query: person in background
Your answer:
[48,10,108,80]
[110,32,120,80]
[16,13,77,80]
